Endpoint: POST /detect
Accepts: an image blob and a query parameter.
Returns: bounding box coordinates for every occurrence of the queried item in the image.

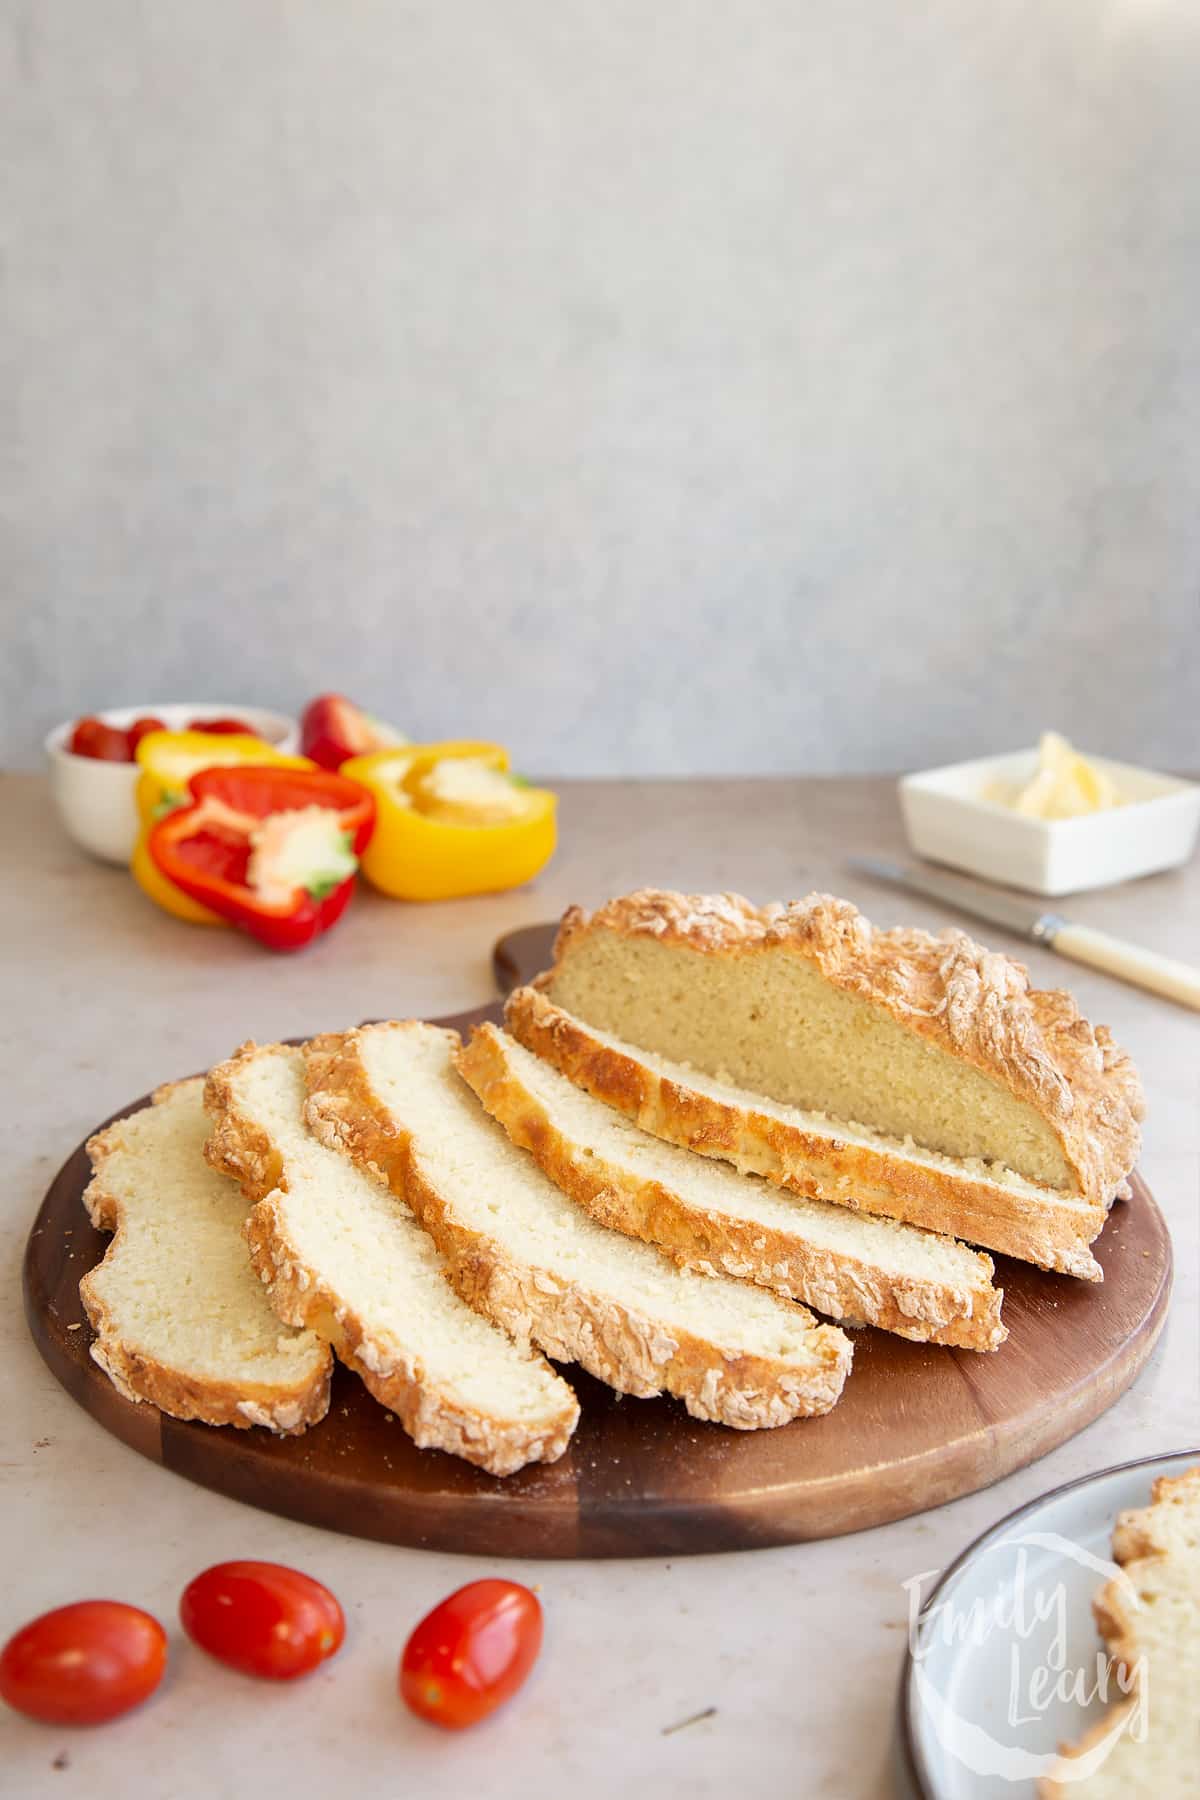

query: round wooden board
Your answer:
[24,924,1173,1559]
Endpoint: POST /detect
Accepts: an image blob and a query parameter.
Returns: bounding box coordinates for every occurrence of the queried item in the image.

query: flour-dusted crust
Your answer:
[81,1078,331,1436]
[204,1042,578,1478]
[1039,1465,1200,1797]
[203,1043,284,1195]
[550,891,1144,1212]
[458,1023,1006,1352]
[305,1024,852,1429]
[507,986,1106,1278]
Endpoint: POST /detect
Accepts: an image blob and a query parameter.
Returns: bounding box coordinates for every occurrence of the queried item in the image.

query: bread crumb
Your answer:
[661,1706,716,1736]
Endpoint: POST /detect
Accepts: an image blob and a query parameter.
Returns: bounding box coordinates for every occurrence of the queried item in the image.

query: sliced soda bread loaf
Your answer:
[80,1078,330,1433]
[511,888,1144,1276]
[457,1023,1005,1351]
[304,1022,852,1428]
[204,1042,578,1477]
[539,891,1142,1206]
[507,984,1105,1279]
[1040,1465,1200,1797]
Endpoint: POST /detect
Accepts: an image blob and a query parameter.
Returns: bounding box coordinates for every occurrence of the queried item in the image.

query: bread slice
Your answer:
[507,984,1108,1281]
[1040,1465,1200,1797]
[304,1022,852,1428]
[80,1079,330,1433]
[527,890,1143,1274]
[203,1041,578,1477]
[457,1023,1005,1351]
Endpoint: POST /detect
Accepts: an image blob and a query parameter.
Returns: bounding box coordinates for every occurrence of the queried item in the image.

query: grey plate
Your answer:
[898,1449,1198,1798]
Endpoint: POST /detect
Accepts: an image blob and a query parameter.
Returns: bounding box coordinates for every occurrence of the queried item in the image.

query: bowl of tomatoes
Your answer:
[45,703,299,864]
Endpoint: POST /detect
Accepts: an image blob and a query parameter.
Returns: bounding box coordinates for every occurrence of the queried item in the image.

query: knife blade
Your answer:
[847,857,1056,940]
[847,856,1200,1010]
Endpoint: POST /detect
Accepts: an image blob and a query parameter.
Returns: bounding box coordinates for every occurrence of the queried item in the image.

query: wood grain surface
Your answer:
[22,924,1172,1559]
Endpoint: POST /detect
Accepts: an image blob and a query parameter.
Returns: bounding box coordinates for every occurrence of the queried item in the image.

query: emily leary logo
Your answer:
[905,1532,1147,1785]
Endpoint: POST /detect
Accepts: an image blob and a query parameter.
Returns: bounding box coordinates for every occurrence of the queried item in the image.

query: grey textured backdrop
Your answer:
[5,1,1199,773]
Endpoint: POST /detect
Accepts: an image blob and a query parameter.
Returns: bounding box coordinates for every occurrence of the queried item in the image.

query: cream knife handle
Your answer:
[1049,923,1200,1011]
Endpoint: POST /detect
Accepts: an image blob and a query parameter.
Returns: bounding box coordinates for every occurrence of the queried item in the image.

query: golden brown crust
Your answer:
[239,1195,574,1475]
[1109,1465,1200,1564]
[304,1023,852,1429]
[1039,1466,1200,1796]
[551,891,1144,1209]
[204,1040,578,1478]
[202,1043,284,1196]
[81,1079,331,1436]
[457,1023,1006,1352]
[1037,1699,1141,1797]
[508,986,1106,1278]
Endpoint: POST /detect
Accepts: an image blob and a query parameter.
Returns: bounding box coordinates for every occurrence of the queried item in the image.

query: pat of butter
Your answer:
[988,733,1124,821]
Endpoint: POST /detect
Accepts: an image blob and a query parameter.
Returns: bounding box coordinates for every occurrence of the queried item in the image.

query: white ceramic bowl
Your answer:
[45,703,300,865]
[900,748,1200,896]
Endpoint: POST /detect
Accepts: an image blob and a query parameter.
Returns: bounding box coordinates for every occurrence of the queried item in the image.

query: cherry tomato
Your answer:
[400,1579,542,1730]
[188,716,257,736]
[0,1601,167,1726]
[126,715,168,754]
[180,1562,344,1680]
[67,716,133,761]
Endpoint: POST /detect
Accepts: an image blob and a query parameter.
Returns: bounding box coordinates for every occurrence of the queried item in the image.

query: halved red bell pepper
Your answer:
[147,765,376,953]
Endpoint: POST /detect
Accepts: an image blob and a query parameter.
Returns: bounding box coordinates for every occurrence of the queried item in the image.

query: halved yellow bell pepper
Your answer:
[130,730,314,924]
[342,740,557,901]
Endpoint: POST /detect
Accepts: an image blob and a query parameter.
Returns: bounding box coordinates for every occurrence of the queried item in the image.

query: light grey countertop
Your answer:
[2,773,1196,1799]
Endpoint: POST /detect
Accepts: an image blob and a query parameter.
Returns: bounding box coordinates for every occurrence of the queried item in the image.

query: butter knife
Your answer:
[848,857,1200,1011]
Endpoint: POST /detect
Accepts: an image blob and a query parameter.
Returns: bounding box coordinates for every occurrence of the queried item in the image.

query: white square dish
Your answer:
[899,748,1200,896]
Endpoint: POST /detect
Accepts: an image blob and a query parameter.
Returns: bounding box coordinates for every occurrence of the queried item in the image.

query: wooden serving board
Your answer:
[24,924,1172,1559]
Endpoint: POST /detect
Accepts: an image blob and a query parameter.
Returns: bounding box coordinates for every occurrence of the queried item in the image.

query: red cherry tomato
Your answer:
[400,1579,542,1730]
[67,716,133,761]
[0,1601,167,1726]
[180,1562,344,1680]
[126,715,168,754]
[188,716,257,736]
